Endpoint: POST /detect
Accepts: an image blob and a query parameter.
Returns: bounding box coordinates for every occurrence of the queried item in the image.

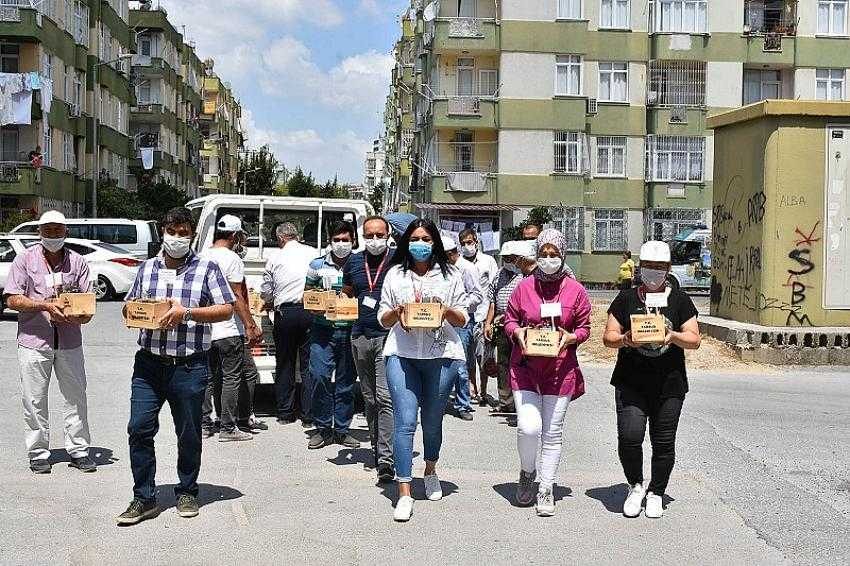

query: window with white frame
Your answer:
[479,69,498,96]
[816,68,845,100]
[601,0,630,28]
[0,43,19,73]
[63,132,75,172]
[743,70,781,104]
[651,0,707,33]
[42,125,52,167]
[558,0,582,19]
[594,209,627,251]
[818,0,848,35]
[599,62,628,102]
[647,60,706,106]
[649,208,705,241]
[555,55,582,96]
[41,51,52,81]
[646,135,705,182]
[596,136,627,177]
[550,206,585,251]
[554,131,587,174]
[74,1,89,46]
[73,71,83,116]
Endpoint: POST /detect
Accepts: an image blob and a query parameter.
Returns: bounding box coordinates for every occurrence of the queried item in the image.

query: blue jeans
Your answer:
[309,325,356,434]
[453,321,475,412]
[386,355,461,482]
[128,350,209,503]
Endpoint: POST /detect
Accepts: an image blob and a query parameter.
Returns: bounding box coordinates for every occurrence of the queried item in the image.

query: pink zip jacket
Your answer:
[503,275,592,398]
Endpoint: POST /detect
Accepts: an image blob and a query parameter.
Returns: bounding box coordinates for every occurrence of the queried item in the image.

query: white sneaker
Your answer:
[535,487,556,517]
[623,482,646,518]
[393,495,414,522]
[645,492,663,518]
[424,473,443,501]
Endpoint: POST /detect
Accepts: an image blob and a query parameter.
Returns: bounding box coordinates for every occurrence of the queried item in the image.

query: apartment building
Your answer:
[0,0,133,220]
[383,0,850,282]
[364,137,387,197]
[200,61,243,195]
[128,5,203,197]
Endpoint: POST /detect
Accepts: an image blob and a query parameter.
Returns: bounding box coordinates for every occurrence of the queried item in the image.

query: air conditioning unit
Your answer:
[586,98,598,116]
[669,106,688,124]
[667,183,685,198]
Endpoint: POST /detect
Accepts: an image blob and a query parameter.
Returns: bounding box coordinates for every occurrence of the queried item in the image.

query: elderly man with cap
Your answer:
[4,210,95,474]
[442,235,483,421]
[201,214,264,442]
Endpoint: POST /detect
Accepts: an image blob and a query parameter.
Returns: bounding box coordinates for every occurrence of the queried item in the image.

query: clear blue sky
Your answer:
[154,0,409,183]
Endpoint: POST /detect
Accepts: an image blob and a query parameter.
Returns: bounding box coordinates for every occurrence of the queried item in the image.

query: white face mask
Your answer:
[364,237,388,256]
[162,233,191,259]
[641,267,668,291]
[461,243,477,258]
[504,262,519,274]
[537,257,562,275]
[331,241,352,259]
[41,237,65,253]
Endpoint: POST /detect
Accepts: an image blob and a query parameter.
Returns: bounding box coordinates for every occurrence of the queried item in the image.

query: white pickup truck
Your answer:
[186,194,374,384]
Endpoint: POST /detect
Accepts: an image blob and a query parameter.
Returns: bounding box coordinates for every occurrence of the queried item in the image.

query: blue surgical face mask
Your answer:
[409,241,433,262]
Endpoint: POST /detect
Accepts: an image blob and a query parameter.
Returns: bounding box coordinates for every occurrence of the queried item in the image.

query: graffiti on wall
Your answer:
[783,222,821,327]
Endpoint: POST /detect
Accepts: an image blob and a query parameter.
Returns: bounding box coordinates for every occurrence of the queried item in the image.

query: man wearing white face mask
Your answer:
[5,210,95,474]
[304,221,360,450]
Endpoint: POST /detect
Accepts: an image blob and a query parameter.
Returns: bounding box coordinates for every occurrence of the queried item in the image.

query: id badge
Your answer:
[44,272,62,288]
[645,290,669,308]
[540,302,562,319]
[159,269,177,286]
[362,296,377,310]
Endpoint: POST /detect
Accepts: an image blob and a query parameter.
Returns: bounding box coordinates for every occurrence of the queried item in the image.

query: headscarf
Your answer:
[533,228,576,282]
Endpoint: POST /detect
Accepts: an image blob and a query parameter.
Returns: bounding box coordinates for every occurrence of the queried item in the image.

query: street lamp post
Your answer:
[242,167,261,195]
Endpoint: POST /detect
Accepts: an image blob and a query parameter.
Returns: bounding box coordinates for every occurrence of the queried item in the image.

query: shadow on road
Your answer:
[155,483,244,511]
[492,483,572,507]
[327,447,373,467]
[585,484,677,514]
[48,446,117,467]
[377,478,459,504]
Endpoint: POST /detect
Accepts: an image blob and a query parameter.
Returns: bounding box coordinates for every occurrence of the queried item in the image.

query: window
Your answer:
[558,0,582,19]
[646,135,705,182]
[454,0,476,17]
[95,224,136,245]
[1,127,19,162]
[601,0,629,28]
[651,0,707,33]
[138,83,152,104]
[554,131,583,174]
[140,35,152,57]
[596,136,627,177]
[63,132,75,172]
[0,241,16,263]
[647,60,706,106]
[649,208,706,241]
[550,206,585,251]
[594,209,627,251]
[816,68,845,100]
[41,51,52,81]
[555,55,582,96]
[818,0,847,35]
[598,62,628,102]
[479,69,498,96]
[0,43,19,73]
[743,70,781,104]
[456,58,475,96]
[42,125,52,167]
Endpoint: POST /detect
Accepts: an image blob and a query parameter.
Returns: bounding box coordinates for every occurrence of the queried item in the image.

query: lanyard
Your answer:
[41,249,65,298]
[365,253,387,294]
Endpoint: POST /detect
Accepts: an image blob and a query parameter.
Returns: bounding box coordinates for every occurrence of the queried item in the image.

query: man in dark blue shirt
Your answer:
[342,215,395,483]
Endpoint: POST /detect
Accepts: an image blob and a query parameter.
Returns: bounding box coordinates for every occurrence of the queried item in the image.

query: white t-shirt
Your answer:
[471,252,498,322]
[202,246,244,341]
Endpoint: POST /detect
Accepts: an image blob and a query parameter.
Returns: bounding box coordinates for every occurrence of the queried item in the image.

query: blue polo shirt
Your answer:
[342,250,394,339]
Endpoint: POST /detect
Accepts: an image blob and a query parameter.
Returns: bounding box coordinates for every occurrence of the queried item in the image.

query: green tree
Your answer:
[96,179,145,219]
[503,206,554,240]
[368,182,385,214]
[238,145,280,195]
[286,167,316,197]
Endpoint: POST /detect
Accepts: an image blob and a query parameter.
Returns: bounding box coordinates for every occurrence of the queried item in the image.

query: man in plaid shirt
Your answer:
[116,207,235,526]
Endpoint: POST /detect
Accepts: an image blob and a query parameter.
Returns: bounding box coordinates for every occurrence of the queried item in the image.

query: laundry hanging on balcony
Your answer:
[446,171,488,192]
[140,148,155,170]
[0,72,30,126]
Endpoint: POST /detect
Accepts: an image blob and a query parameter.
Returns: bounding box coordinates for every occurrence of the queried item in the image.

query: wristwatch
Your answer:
[182,308,193,324]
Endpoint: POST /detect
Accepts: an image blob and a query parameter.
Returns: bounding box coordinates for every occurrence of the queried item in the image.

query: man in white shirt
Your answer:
[261,222,318,425]
[200,215,262,442]
[458,228,498,406]
[443,235,483,421]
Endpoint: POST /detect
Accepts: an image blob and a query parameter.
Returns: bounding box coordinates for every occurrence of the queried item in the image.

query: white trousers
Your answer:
[18,346,90,461]
[514,389,571,490]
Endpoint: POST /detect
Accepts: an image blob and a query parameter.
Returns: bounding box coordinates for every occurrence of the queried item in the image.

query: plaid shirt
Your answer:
[125,252,235,357]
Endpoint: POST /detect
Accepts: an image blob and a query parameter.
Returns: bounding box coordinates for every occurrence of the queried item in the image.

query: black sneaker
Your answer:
[116,498,159,525]
[176,494,199,518]
[202,427,216,439]
[377,464,395,483]
[249,419,268,431]
[69,456,97,473]
[336,432,361,449]
[29,460,51,474]
[458,411,474,421]
[301,419,314,429]
[308,430,334,449]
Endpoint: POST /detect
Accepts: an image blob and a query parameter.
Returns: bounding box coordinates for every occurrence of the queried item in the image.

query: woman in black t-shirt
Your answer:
[603,241,701,520]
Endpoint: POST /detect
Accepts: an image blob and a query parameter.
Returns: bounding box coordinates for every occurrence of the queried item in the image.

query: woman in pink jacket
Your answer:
[503,229,591,517]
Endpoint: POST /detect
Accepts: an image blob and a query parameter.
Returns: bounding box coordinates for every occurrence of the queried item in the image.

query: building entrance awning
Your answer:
[414,203,519,212]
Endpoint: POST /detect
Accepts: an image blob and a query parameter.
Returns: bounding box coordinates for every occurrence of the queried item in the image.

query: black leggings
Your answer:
[616,387,684,495]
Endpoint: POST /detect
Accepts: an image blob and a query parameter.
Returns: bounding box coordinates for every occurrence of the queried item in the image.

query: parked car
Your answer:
[0,236,141,313]
[10,218,159,259]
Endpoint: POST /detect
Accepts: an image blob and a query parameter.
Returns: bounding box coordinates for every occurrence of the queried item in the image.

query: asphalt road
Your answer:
[0,303,847,566]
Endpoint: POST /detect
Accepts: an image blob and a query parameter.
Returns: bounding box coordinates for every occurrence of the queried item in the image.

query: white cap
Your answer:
[514,240,537,259]
[217,214,243,233]
[639,241,671,263]
[499,241,516,256]
[38,210,66,226]
[441,234,457,252]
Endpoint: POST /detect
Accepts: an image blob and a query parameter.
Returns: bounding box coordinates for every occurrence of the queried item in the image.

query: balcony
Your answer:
[434,17,498,53]
[744,1,797,36]
[0,163,82,201]
[432,97,497,129]
[429,175,497,204]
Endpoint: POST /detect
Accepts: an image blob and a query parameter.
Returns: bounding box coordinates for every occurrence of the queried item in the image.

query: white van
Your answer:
[10,218,159,259]
[186,194,375,385]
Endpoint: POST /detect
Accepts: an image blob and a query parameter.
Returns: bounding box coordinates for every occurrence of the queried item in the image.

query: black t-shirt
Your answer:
[608,287,699,398]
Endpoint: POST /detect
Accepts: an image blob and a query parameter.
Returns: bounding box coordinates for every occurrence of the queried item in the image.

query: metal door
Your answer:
[824,126,850,308]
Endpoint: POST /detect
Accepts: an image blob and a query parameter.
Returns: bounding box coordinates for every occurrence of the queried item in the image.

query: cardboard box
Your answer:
[630,314,667,344]
[329,296,359,322]
[248,290,265,316]
[58,292,96,316]
[524,328,561,358]
[125,299,171,329]
[403,302,443,329]
[303,290,334,312]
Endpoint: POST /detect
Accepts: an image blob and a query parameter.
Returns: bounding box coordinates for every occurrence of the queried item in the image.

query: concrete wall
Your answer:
[500,53,553,99]
[499,130,554,174]
[501,0,555,21]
